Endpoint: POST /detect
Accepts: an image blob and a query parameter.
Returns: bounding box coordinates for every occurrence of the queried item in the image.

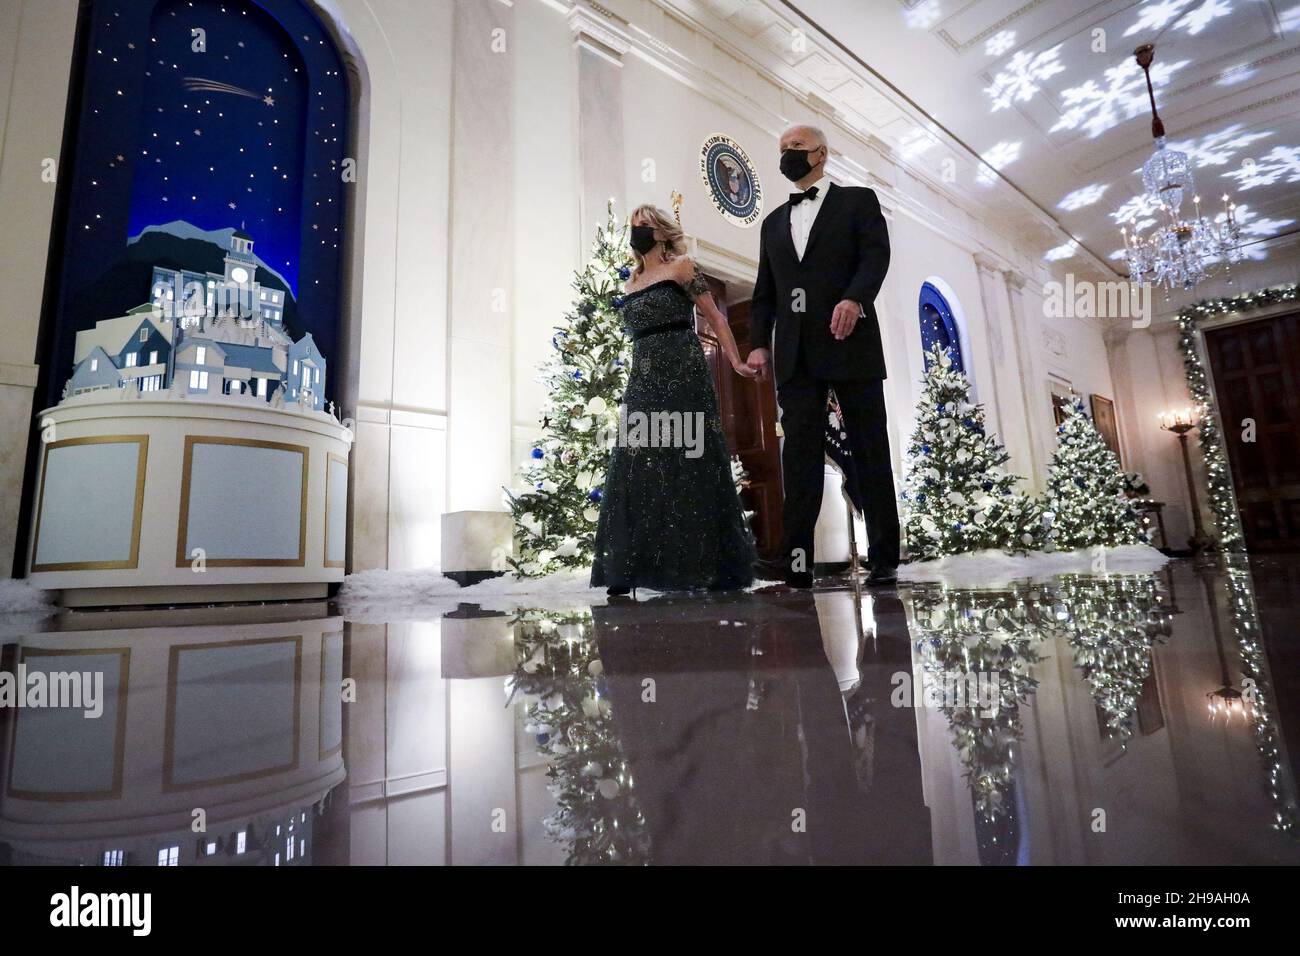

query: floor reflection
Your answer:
[1,557,1298,865]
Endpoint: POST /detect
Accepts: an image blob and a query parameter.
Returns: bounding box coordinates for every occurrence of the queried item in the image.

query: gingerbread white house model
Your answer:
[26,229,352,606]
[65,230,327,410]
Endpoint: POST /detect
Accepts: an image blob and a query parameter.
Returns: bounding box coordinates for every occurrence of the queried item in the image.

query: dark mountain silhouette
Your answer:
[64,227,301,341]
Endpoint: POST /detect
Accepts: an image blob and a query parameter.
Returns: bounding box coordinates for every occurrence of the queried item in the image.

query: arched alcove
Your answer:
[40,0,353,411]
[918,279,968,377]
[14,0,368,583]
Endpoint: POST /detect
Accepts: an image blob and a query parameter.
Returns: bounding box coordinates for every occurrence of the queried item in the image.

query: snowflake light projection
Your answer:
[976,141,1021,185]
[1123,0,1233,38]
[1165,124,1273,168]
[1058,183,1109,211]
[1228,203,1296,239]
[1051,56,1188,139]
[1111,192,1162,229]
[1044,240,1079,261]
[898,126,940,161]
[984,46,1064,111]
[904,0,943,29]
[1221,145,1300,190]
[985,30,1016,57]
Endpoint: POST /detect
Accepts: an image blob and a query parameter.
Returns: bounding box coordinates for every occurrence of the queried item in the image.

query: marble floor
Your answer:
[2,555,1298,866]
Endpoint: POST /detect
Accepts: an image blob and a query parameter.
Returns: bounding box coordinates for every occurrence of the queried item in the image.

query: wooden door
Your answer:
[695,278,783,557]
[1205,312,1300,552]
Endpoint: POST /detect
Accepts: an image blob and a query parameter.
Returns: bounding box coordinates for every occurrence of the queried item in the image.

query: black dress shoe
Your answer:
[752,558,789,582]
[866,565,897,586]
[606,586,631,597]
[787,571,814,589]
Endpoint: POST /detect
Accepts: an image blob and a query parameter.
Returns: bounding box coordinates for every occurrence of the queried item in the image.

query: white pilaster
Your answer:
[447,0,516,513]
[568,1,630,240]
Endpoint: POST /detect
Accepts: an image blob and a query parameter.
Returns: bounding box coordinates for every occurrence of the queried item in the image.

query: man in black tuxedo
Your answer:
[748,125,899,587]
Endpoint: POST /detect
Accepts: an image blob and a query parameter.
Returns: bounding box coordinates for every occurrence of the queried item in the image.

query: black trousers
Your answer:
[776,359,900,572]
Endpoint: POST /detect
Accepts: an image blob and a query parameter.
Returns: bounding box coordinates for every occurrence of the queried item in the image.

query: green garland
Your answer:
[1175,284,1300,553]
[1224,565,1298,838]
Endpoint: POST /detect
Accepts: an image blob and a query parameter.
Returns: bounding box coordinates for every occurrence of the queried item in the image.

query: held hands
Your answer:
[732,357,759,380]
[831,299,862,340]
[744,348,770,382]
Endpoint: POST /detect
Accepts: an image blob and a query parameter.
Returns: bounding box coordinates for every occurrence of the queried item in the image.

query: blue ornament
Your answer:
[982,481,993,492]
[618,266,631,280]
[531,447,544,459]
[1057,425,1065,434]
[588,488,602,502]
[574,370,582,380]
[612,296,625,308]
[921,444,931,454]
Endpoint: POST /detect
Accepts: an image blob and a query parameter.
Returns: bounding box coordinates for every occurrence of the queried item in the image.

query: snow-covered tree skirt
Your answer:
[898,543,1170,588]
[338,566,787,622]
[0,578,56,616]
[338,567,610,621]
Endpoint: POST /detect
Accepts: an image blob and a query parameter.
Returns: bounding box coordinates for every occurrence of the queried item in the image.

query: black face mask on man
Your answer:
[630,225,658,256]
[779,147,818,183]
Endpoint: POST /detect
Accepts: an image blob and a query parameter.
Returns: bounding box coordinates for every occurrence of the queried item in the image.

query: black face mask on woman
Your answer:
[630,225,658,256]
[779,147,817,183]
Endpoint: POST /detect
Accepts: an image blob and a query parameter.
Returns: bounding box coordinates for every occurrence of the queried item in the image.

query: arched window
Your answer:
[918,280,965,375]
[41,0,350,409]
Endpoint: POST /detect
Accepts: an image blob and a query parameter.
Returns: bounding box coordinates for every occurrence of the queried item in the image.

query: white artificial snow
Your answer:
[899,544,1171,588]
[338,566,647,621]
[0,578,57,616]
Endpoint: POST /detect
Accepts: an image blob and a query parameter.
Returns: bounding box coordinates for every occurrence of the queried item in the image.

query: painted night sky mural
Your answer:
[46,0,349,406]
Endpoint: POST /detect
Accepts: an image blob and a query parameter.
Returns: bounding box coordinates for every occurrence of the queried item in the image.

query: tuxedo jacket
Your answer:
[750,182,891,384]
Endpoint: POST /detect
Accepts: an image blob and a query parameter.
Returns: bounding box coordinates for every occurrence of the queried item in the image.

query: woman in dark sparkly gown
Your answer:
[591,204,758,595]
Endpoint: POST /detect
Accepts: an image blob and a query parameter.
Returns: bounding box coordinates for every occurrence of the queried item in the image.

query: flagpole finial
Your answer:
[671,191,683,224]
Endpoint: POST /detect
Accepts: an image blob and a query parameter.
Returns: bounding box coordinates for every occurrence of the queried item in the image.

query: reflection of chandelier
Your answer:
[1119,44,1243,291]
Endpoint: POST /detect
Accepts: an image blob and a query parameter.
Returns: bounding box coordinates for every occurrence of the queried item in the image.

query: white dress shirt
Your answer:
[790,174,833,261]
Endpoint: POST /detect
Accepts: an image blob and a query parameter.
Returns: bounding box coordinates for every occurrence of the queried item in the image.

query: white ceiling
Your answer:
[699,0,1300,275]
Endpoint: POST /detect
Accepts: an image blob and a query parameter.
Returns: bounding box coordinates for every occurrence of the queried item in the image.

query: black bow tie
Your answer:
[789,186,820,206]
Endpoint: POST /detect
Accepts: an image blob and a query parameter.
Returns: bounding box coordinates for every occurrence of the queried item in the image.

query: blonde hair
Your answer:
[630,204,687,276]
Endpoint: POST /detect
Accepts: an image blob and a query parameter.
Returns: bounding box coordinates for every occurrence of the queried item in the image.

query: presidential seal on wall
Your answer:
[700,134,763,227]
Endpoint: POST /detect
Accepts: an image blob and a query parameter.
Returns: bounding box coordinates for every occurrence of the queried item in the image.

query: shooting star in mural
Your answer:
[182,76,275,107]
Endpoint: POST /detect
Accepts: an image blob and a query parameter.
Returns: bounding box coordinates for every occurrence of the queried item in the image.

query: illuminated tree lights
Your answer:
[510,609,652,865]
[901,343,1043,560]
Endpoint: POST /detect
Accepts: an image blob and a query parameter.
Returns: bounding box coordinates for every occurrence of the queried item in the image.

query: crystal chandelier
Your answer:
[1119,44,1243,291]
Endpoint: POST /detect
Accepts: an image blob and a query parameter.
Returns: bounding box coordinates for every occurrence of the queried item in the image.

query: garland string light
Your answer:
[1174,284,1300,552]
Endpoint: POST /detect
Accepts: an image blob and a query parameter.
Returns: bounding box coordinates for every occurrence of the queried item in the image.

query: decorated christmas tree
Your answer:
[510,608,651,865]
[901,343,1042,561]
[1042,398,1147,551]
[505,204,633,577]
[910,584,1048,837]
